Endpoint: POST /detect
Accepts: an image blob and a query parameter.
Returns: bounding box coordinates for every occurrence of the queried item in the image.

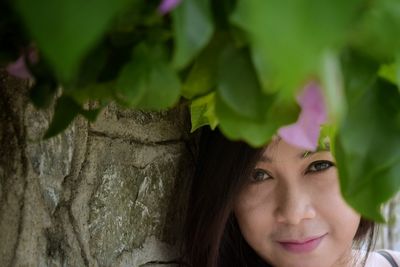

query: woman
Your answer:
[180,127,400,267]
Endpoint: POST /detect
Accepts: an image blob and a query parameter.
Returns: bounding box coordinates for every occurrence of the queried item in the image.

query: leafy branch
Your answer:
[2,0,400,221]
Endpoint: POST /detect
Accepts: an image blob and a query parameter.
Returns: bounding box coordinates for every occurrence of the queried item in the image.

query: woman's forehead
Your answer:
[261,136,331,163]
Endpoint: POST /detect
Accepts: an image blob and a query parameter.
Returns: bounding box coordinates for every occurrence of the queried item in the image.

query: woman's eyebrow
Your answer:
[260,142,331,163]
[299,143,331,159]
[260,155,273,163]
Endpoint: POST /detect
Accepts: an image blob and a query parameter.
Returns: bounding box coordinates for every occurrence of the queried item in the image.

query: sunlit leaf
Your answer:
[190,91,218,132]
[378,57,400,91]
[320,50,346,124]
[379,64,397,85]
[318,124,337,156]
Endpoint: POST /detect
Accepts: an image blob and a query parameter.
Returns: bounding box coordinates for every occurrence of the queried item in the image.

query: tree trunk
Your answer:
[0,71,196,267]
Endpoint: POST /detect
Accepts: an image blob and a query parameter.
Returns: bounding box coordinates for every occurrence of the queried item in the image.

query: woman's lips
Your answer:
[277,234,327,253]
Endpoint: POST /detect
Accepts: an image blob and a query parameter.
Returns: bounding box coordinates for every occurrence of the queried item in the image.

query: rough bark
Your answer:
[0,71,196,267]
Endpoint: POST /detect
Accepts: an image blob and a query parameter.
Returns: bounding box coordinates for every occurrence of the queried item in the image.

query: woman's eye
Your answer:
[250,169,272,182]
[306,160,335,173]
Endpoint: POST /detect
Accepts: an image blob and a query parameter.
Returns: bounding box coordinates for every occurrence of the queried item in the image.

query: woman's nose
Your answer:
[275,184,316,225]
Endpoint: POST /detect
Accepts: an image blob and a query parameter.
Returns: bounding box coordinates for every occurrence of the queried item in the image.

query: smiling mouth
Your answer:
[277,234,327,253]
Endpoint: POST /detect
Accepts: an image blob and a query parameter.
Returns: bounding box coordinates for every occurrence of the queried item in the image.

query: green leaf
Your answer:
[29,80,57,109]
[67,82,115,105]
[319,50,346,124]
[249,45,280,94]
[135,61,181,110]
[212,0,237,29]
[115,60,147,107]
[215,92,274,147]
[215,45,299,146]
[231,0,360,95]
[172,0,214,69]
[110,0,150,33]
[44,95,81,139]
[318,124,337,156]
[190,91,218,132]
[80,108,102,122]
[215,91,298,147]
[181,33,227,99]
[217,46,266,120]
[350,0,400,62]
[115,44,181,110]
[378,57,400,90]
[44,95,102,138]
[336,78,400,222]
[379,64,398,85]
[14,0,130,81]
[74,44,108,88]
[340,49,380,103]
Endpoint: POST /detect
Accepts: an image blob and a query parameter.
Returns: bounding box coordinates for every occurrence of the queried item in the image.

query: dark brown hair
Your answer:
[179,127,376,267]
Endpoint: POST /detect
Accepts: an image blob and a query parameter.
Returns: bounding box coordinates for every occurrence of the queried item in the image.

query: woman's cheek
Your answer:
[312,173,361,240]
[236,182,275,214]
[235,184,277,233]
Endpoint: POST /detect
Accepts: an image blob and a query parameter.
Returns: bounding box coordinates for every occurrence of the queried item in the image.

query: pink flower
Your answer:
[6,55,33,80]
[6,47,39,80]
[278,82,327,150]
[158,0,182,15]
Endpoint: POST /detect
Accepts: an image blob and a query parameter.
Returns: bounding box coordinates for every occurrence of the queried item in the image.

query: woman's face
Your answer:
[234,138,361,267]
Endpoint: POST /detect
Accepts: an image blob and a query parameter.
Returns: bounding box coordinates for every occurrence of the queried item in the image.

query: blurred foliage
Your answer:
[1,0,400,221]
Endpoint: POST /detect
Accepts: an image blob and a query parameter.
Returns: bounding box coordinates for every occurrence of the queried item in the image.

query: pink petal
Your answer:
[158,0,182,14]
[6,55,33,80]
[278,82,327,150]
